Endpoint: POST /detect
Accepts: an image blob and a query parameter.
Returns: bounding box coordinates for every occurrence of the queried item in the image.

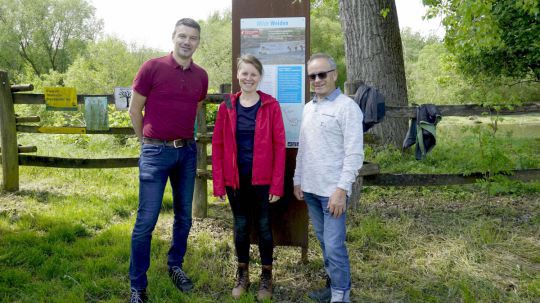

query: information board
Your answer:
[240,17,306,147]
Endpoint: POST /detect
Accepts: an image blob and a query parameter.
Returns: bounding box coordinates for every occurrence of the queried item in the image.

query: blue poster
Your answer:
[277,66,303,103]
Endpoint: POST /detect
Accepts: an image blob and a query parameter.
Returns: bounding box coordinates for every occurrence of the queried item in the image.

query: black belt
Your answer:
[142,137,194,148]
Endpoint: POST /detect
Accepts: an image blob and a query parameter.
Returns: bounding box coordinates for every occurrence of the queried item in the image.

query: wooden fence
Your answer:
[1,70,539,214]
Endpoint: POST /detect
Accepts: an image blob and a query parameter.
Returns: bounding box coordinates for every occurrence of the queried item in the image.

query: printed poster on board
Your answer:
[84,97,109,131]
[44,87,77,111]
[114,87,132,110]
[240,17,306,148]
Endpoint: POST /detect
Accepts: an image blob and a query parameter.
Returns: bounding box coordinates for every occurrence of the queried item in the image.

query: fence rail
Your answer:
[385,103,540,118]
[363,169,540,186]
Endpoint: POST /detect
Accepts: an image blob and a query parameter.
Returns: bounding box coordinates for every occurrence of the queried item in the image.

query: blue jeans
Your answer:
[303,192,351,303]
[129,142,197,290]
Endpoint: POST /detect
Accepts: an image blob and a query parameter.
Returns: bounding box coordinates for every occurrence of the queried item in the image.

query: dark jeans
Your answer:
[226,174,273,265]
[129,142,197,290]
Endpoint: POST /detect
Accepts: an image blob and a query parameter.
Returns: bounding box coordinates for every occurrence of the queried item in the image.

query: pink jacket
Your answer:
[212,90,286,197]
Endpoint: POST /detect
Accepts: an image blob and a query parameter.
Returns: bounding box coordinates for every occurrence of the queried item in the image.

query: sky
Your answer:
[89,0,444,52]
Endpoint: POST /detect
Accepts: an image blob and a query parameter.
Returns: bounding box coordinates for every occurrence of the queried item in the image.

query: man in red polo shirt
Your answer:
[128,18,208,302]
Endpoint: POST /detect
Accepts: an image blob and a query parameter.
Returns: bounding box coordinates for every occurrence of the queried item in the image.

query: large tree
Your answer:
[339,0,409,147]
[0,0,103,78]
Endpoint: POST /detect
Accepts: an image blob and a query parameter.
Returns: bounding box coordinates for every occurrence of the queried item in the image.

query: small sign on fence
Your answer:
[114,87,132,110]
[44,87,77,111]
[84,97,109,131]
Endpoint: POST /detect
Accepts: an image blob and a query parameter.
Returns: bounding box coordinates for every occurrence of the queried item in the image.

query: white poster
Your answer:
[114,87,132,111]
[240,17,306,148]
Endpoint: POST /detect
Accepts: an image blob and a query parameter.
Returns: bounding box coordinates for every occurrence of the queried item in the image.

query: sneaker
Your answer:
[130,288,148,303]
[308,287,331,303]
[169,266,194,292]
[308,276,331,303]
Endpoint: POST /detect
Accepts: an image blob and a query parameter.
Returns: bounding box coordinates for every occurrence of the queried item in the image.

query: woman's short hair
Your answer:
[237,54,264,75]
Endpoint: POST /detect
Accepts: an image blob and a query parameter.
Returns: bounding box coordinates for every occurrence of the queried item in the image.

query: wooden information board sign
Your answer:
[232,0,310,260]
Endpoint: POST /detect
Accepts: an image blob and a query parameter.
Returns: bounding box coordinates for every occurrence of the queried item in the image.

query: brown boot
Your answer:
[257,265,273,301]
[232,263,250,299]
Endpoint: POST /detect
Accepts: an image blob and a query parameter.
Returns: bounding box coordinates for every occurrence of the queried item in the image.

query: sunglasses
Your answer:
[308,69,335,81]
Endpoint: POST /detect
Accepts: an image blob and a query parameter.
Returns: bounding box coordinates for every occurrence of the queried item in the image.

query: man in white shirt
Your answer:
[293,53,364,303]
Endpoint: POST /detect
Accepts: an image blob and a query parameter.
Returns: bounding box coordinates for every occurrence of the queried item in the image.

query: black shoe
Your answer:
[169,266,194,292]
[308,276,331,303]
[130,288,148,303]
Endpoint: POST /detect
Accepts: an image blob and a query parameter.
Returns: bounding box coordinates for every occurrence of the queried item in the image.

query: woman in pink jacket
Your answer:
[212,54,286,301]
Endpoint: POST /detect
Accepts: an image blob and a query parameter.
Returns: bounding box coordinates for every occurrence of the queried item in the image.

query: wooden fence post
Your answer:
[344,80,363,97]
[192,85,230,218]
[193,101,209,218]
[0,71,19,191]
[345,80,364,209]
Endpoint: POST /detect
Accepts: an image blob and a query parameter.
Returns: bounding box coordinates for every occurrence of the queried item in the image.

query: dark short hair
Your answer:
[237,54,264,76]
[308,53,337,70]
[172,18,201,38]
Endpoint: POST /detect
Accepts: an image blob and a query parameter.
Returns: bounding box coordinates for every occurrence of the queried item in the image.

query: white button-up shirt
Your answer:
[293,88,364,197]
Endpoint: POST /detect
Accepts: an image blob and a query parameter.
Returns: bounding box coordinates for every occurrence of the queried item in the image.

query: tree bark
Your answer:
[339,0,409,147]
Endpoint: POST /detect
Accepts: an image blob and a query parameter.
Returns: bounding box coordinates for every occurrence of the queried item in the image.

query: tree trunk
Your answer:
[339,0,409,147]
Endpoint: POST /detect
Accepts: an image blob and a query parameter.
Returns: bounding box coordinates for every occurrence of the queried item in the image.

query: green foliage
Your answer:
[407,43,472,104]
[370,115,539,176]
[0,0,103,78]
[401,28,440,63]
[465,113,539,196]
[12,38,161,129]
[424,0,540,81]
[310,0,346,89]
[467,115,513,175]
[64,37,162,94]
[193,11,232,93]
[380,7,391,19]
[403,31,540,105]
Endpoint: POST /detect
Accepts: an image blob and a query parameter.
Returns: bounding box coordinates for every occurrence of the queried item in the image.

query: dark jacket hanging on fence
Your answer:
[353,84,386,132]
[402,104,442,160]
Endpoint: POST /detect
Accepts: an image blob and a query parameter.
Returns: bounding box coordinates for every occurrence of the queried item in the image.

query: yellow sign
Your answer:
[44,87,77,111]
[37,127,86,134]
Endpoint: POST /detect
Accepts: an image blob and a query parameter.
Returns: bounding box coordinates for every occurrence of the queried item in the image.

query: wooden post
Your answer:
[345,80,365,209]
[350,162,380,209]
[349,174,363,210]
[0,71,19,191]
[192,101,209,218]
[344,80,364,96]
[219,83,232,94]
[192,84,230,218]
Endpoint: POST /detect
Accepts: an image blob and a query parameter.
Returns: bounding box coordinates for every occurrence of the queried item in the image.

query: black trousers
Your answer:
[226,173,273,265]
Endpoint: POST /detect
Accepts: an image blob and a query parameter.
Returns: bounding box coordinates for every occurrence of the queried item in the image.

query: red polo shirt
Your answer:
[133,53,208,140]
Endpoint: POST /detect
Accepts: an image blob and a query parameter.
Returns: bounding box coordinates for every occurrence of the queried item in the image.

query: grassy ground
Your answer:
[1,117,539,302]
[1,165,538,302]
